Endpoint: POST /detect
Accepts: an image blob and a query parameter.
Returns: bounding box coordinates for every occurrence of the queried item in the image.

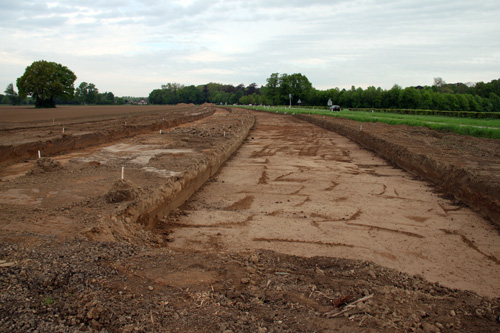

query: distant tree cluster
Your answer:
[324,78,500,112]
[2,60,125,107]
[148,82,264,105]
[263,73,313,106]
[2,83,20,105]
[73,82,121,105]
[149,83,204,105]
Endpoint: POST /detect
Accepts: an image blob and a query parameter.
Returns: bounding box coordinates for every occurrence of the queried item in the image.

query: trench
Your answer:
[164,111,500,297]
[295,113,500,228]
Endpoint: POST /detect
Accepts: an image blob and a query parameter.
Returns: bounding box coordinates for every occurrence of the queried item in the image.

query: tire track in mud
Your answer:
[168,111,500,297]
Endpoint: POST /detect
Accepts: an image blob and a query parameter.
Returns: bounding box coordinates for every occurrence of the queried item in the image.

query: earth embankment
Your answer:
[296,113,500,228]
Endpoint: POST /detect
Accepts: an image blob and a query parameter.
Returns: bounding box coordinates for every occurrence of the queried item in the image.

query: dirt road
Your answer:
[168,111,500,297]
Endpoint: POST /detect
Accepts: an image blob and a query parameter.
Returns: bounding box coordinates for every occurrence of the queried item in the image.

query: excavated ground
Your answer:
[166,112,500,297]
[0,106,499,332]
[296,113,500,228]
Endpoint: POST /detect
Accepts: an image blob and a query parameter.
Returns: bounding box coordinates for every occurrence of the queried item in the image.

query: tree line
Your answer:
[3,60,499,112]
[148,82,262,106]
[149,74,500,112]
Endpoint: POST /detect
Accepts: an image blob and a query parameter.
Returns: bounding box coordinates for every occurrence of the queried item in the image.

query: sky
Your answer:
[1,0,499,97]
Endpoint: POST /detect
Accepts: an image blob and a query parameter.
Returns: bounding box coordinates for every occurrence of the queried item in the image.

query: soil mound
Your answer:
[27,158,63,174]
[104,179,138,203]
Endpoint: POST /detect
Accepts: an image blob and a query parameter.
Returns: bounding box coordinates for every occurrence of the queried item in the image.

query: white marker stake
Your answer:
[360,125,363,131]
[224,131,226,137]
[38,150,41,159]
[159,130,162,134]
[121,167,124,180]
[62,127,65,134]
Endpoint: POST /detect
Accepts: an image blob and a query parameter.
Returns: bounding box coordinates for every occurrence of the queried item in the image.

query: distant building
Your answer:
[137,98,148,105]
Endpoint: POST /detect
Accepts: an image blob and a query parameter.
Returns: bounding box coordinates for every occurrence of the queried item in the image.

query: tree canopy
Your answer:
[264,73,313,105]
[17,60,77,108]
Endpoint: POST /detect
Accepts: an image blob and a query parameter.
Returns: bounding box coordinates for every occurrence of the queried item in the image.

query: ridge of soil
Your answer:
[295,113,500,228]
[0,107,499,331]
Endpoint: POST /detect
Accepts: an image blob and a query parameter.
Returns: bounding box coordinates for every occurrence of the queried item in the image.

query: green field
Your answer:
[241,106,500,139]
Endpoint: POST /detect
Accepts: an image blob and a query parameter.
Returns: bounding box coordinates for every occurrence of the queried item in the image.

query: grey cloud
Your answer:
[1,0,499,96]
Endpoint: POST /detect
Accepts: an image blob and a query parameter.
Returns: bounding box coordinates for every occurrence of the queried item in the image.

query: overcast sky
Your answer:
[1,0,499,97]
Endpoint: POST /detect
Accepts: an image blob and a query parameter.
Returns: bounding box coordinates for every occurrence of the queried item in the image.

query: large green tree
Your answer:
[17,60,77,108]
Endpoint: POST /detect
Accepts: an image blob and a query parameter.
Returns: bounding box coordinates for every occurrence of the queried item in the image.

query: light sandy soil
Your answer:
[167,111,500,298]
[1,106,499,331]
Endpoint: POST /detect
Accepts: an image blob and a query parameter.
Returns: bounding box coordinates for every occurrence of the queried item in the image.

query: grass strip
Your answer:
[239,106,500,139]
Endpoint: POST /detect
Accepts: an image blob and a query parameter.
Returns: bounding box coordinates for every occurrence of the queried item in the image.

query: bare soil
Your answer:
[167,112,500,297]
[0,104,215,166]
[0,106,499,332]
